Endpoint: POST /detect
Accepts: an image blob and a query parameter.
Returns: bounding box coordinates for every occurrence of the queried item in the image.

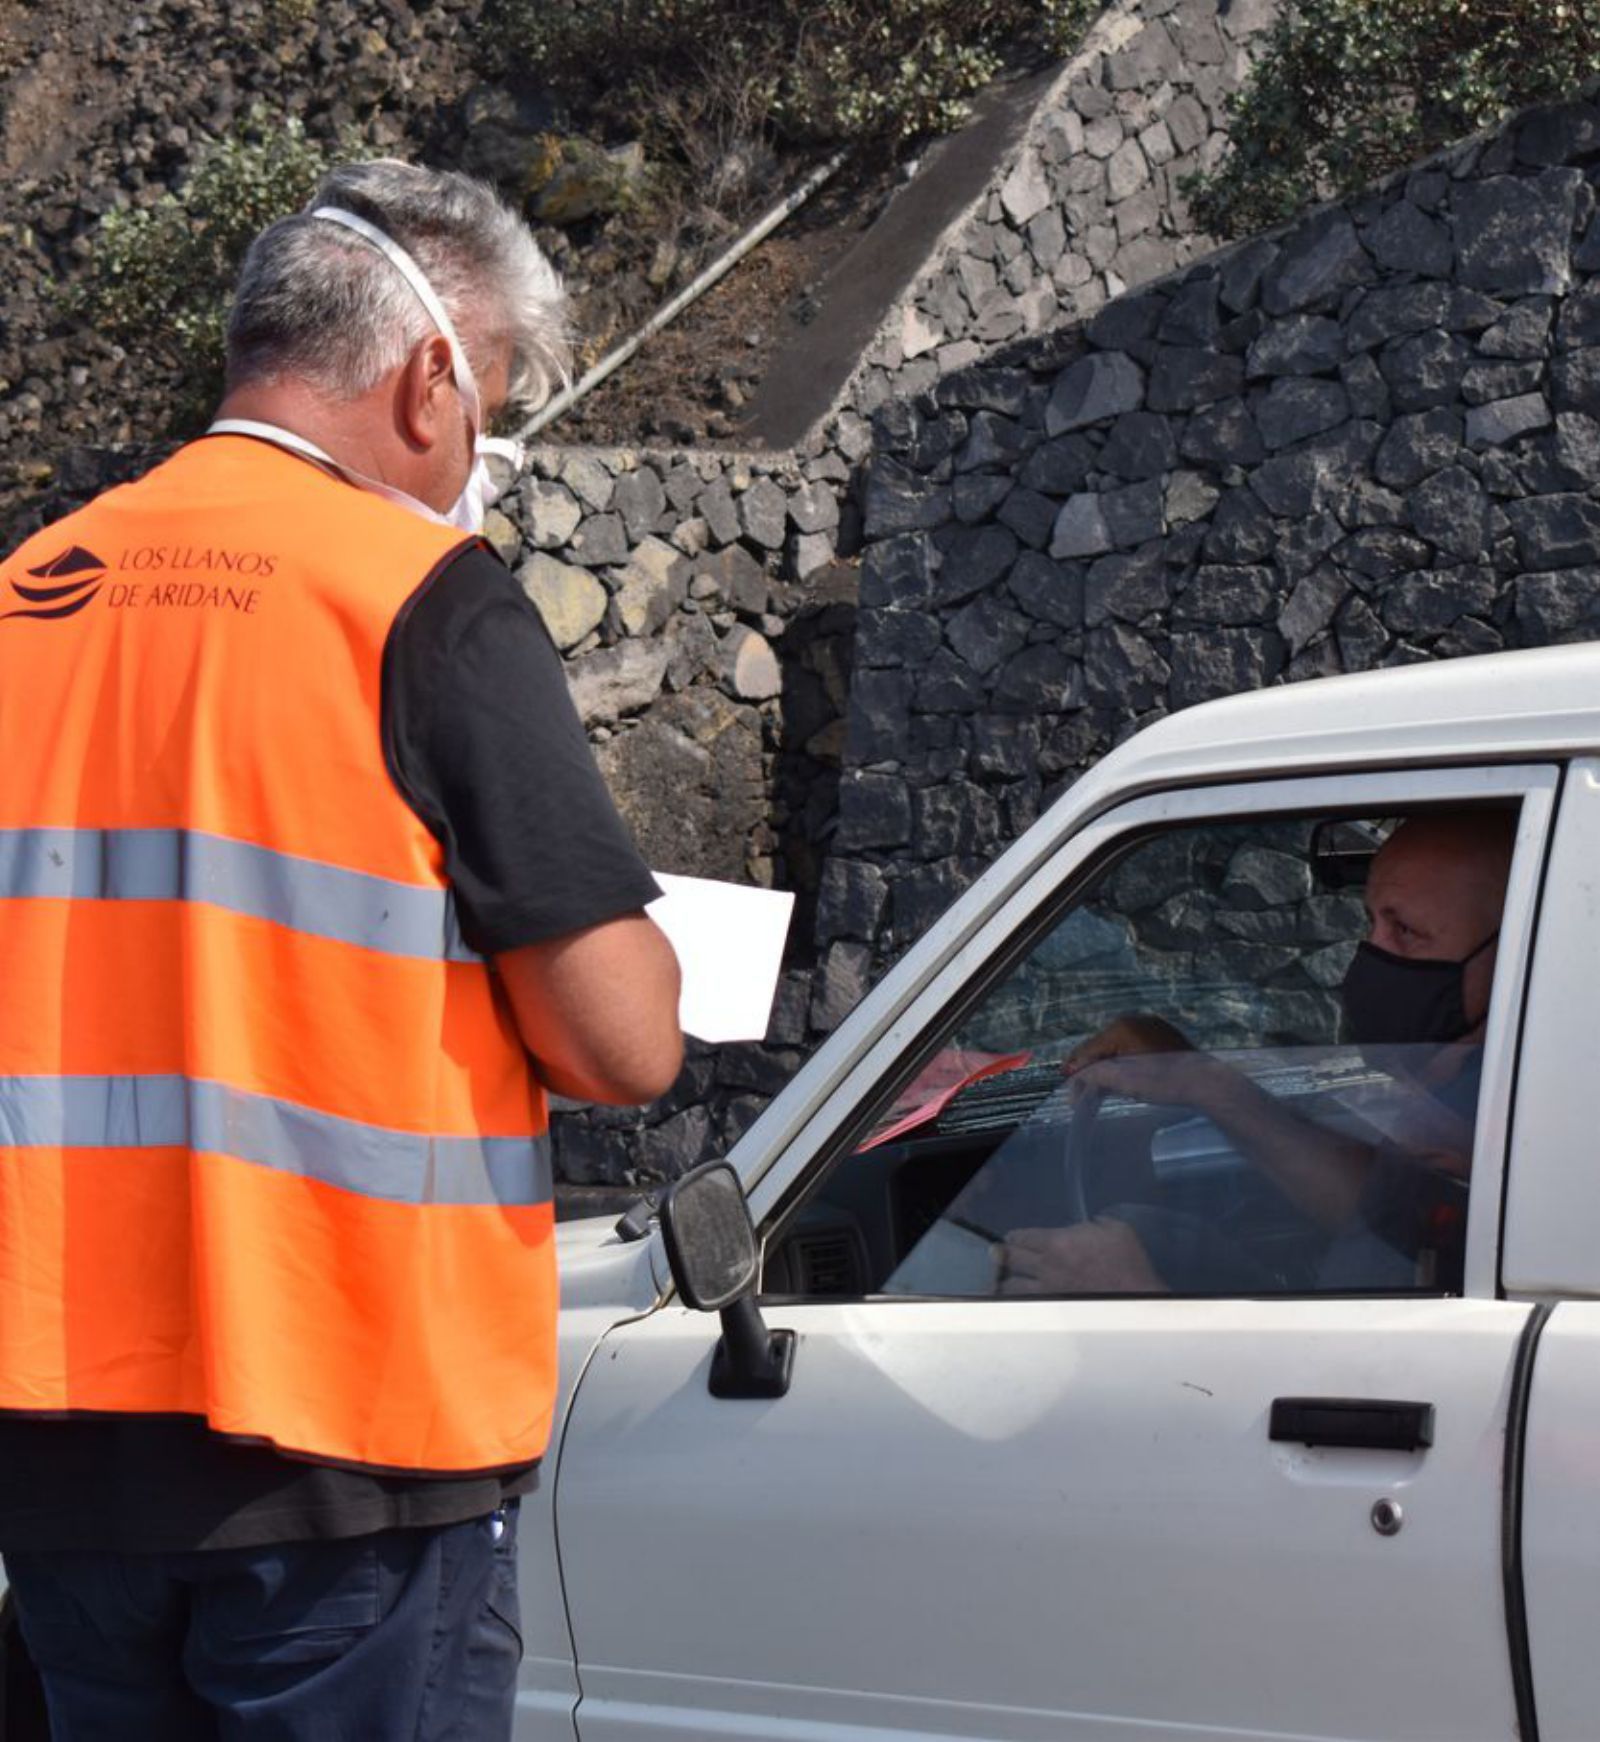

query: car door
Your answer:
[555,766,1556,1742]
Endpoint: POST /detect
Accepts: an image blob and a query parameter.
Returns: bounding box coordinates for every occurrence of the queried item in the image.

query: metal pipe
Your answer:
[517,148,850,442]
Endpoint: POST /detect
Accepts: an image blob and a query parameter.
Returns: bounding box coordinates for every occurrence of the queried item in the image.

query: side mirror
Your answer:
[659,1161,795,1400]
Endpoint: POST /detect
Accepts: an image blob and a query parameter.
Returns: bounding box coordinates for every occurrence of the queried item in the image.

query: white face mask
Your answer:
[447,434,525,535]
[214,206,521,534]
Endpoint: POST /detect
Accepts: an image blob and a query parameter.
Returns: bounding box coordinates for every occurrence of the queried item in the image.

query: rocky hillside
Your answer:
[0,0,860,542]
[0,0,487,518]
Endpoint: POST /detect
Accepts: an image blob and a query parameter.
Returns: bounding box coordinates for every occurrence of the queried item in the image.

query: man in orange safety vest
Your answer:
[0,158,683,1739]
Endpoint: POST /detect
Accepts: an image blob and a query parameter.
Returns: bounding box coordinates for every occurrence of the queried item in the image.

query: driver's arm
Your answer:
[1066,1015,1376,1231]
[1182,1067,1376,1230]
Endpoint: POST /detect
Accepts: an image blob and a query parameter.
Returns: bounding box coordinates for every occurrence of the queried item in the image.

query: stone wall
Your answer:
[842,0,1274,421]
[35,8,1600,1208]
[490,0,1278,1189]
[824,96,1600,1018]
[479,447,856,1184]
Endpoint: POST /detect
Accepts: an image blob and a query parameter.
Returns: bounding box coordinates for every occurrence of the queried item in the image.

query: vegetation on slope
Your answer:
[1191,0,1600,237]
[62,0,1104,423]
[489,0,1102,152]
[66,116,331,413]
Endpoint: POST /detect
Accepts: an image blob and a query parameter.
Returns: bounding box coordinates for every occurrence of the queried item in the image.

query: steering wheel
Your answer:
[1061,1085,1103,1225]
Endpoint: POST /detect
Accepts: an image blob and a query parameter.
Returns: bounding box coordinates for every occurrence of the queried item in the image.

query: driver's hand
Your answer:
[1063,1014,1227,1112]
[999,1219,1168,1295]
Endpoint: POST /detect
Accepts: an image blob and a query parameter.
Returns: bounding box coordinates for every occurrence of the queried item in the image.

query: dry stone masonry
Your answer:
[452,26,1600,1199]
[477,446,860,1186]
[501,0,1281,1189]
[843,0,1276,421]
[827,95,1600,1022]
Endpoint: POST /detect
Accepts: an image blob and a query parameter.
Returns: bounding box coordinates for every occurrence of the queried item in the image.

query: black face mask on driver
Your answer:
[1339,932,1499,1050]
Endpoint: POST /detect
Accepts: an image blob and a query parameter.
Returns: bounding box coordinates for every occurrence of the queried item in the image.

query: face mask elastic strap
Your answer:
[206,418,458,530]
[309,205,482,433]
[1464,928,1499,964]
[207,418,340,472]
[1362,925,1501,974]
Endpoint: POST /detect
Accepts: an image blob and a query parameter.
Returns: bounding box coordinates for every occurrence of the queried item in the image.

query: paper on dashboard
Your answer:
[647,872,795,1043]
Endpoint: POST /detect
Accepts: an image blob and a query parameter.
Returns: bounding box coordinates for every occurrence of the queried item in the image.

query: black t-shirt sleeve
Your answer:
[383,543,660,956]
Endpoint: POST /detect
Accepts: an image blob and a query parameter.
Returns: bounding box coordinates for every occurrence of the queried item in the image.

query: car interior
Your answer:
[760,803,1514,1303]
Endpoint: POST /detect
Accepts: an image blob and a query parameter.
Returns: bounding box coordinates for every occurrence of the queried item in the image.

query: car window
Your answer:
[763,803,1518,1302]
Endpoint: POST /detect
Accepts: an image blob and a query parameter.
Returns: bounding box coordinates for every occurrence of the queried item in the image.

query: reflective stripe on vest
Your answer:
[0,1076,551,1207]
[0,436,559,1474]
[0,826,479,962]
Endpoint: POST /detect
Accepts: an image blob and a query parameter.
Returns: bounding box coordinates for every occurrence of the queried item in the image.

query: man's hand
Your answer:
[497,912,683,1105]
[999,1220,1168,1295]
[1063,1014,1231,1114]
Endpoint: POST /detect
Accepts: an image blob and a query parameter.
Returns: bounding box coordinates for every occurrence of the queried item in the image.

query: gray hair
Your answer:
[225,159,571,412]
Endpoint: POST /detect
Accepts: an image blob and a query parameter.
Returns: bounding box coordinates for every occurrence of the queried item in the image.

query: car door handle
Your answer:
[1269,1396,1435,1451]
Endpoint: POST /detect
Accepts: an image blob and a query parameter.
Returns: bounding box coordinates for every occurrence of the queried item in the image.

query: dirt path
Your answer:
[553,158,901,449]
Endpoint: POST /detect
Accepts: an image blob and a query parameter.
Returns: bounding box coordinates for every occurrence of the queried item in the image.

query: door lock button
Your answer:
[1371,1497,1404,1536]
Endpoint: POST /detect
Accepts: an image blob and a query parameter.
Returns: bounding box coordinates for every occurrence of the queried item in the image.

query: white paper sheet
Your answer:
[647,873,795,1043]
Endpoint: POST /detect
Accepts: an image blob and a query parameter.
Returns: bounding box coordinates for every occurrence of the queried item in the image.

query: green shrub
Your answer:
[490,0,1103,156]
[67,114,330,410]
[1190,0,1600,238]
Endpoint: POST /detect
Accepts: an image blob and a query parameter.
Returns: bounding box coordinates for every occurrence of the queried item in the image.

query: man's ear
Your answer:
[397,334,457,451]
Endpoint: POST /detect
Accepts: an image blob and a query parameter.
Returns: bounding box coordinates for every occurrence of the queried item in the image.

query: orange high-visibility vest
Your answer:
[0,434,558,1475]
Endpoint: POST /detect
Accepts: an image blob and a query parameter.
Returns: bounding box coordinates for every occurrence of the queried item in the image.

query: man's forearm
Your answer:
[1195,1066,1374,1231]
[498,914,684,1106]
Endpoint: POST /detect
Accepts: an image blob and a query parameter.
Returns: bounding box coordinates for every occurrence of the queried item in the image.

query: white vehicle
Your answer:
[9,643,1600,1740]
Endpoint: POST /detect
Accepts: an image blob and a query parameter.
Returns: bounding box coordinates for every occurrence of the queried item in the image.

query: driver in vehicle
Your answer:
[998,810,1516,1296]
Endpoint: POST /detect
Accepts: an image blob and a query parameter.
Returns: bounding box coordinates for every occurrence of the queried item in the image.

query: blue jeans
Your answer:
[2,1504,521,1740]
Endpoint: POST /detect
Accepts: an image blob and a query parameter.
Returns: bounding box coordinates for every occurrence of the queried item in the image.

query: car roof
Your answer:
[1079,641,1600,806]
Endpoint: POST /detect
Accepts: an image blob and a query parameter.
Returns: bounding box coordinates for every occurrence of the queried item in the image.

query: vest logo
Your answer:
[2,545,107,622]
[2,544,270,623]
